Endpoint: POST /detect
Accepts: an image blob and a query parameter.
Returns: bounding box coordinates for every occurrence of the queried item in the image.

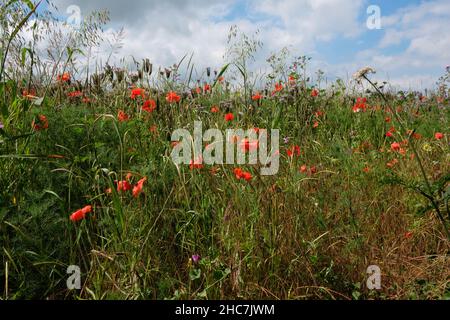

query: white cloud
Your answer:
[333,0,450,89]
[253,0,364,44]
[24,0,449,89]
[36,0,365,84]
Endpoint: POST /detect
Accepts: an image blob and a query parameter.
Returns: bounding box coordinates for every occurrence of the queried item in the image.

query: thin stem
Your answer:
[363,75,449,239]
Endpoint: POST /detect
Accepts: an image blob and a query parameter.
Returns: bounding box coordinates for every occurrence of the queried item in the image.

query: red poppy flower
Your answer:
[195,87,202,94]
[57,72,70,82]
[315,111,324,118]
[404,231,413,239]
[386,158,399,168]
[67,91,83,98]
[211,106,219,113]
[240,139,259,152]
[352,97,367,113]
[311,89,319,97]
[313,121,319,128]
[288,75,296,85]
[287,145,300,157]
[363,166,370,173]
[390,142,401,152]
[132,177,147,198]
[142,99,156,113]
[309,166,317,174]
[435,132,444,140]
[218,76,224,82]
[224,113,234,122]
[118,110,129,122]
[32,115,49,131]
[131,88,145,99]
[252,93,263,101]
[204,84,211,92]
[385,117,391,123]
[234,168,252,181]
[189,156,204,170]
[22,89,37,99]
[300,165,307,173]
[70,205,92,222]
[241,171,252,181]
[116,180,132,192]
[166,91,181,103]
[386,131,393,138]
[272,83,283,95]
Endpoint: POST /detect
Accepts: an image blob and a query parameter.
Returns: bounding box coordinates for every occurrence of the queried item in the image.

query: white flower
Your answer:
[353,67,376,84]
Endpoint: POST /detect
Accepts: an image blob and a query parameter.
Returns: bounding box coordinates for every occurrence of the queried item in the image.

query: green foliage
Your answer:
[0,7,449,300]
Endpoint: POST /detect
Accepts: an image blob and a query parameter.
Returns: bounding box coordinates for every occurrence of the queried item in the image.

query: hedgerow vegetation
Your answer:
[0,1,449,300]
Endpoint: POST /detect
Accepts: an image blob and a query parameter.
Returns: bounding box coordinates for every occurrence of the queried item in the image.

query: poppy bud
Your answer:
[105,64,114,81]
[165,68,171,79]
[91,74,101,87]
[206,67,211,77]
[130,73,139,83]
[143,59,152,75]
[115,69,124,82]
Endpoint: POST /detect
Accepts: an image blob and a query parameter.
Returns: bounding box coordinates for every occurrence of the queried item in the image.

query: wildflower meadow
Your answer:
[0,1,449,301]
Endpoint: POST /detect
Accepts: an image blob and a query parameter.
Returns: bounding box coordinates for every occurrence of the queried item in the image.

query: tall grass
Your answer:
[0,1,449,300]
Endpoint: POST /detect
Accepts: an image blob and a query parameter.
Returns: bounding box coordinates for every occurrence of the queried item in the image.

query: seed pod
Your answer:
[104,64,114,81]
[143,59,152,75]
[91,74,101,87]
[206,67,211,77]
[165,68,171,79]
[115,69,124,83]
[130,73,139,84]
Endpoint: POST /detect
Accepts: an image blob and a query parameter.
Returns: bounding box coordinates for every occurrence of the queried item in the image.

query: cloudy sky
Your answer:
[39,0,450,90]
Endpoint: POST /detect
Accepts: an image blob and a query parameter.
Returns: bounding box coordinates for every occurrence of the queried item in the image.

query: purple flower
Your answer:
[283,137,290,144]
[0,122,3,129]
[191,254,201,264]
